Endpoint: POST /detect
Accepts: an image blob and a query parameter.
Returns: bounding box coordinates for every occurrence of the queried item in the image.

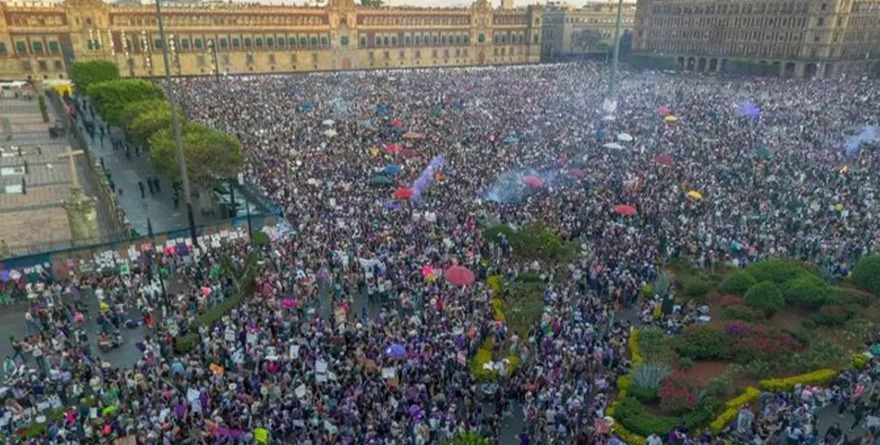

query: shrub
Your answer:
[724,321,749,337]
[759,369,838,392]
[851,255,880,295]
[679,357,694,370]
[674,325,731,360]
[719,271,757,295]
[637,327,678,364]
[486,275,503,296]
[483,224,516,245]
[508,222,566,261]
[659,373,700,415]
[516,271,543,283]
[632,362,671,388]
[441,431,491,445]
[611,424,647,445]
[722,303,763,321]
[783,276,828,308]
[614,397,679,437]
[744,281,784,317]
[653,272,673,297]
[729,327,801,362]
[642,284,654,297]
[682,275,712,300]
[251,231,270,247]
[629,383,660,403]
[809,304,853,327]
[490,298,505,322]
[470,338,497,382]
[854,354,871,370]
[745,260,814,284]
[628,329,644,366]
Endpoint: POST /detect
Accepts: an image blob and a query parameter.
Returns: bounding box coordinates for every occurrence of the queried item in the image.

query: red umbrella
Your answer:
[385,144,403,154]
[445,266,475,286]
[655,154,675,166]
[393,187,412,199]
[612,204,637,216]
[391,118,404,127]
[523,175,543,188]
[401,149,418,158]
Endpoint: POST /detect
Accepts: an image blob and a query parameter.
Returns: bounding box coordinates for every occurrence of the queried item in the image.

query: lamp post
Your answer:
[155,0,198,246]
[604,0,626,111]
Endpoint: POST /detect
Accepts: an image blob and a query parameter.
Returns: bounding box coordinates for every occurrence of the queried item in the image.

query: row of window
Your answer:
[651,1,811,16]
[362,33,471,47]
[648,41,803,59]
[0,40,61,56]
[118,34,333,53]
[649,29,807,45]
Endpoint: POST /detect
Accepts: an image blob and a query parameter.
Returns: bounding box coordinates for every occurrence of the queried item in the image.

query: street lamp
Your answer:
[155,0,198,246]
[604,0,625,111]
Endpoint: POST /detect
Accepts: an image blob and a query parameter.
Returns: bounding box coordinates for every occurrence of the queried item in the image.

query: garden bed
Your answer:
[612,256,880,440]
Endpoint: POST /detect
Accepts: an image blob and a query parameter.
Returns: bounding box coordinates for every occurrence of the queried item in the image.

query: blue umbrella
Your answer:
[376,104,390,116]
[738,101,760,119]
[452,103,466,111]
[503,135,520,144]
[386,344,406,358]
[594,129,606,139]
[381,164,402,175]
[298,102,314,112]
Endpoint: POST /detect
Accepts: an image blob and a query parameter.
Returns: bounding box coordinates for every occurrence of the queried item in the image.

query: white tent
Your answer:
[323,129,338,138]
[617,133,633,142]
[603,142,624,150]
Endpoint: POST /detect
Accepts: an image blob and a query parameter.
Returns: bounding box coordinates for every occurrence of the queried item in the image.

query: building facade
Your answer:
[0,0,543,81]
[540,1,635,61]
[632,0,880,78]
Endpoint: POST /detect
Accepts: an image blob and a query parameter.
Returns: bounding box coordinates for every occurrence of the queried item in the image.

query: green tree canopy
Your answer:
[851,255,880,295]
[70,60,120,95]
[130,104,173,148]
[120,99,171,133]
[149,122,242,191]
[87,79,165,127]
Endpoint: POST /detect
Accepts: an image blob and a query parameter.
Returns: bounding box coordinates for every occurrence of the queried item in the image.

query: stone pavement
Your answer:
[73,115,204,236]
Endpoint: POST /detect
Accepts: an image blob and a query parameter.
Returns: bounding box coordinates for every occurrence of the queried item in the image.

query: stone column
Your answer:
[61,189,100,242]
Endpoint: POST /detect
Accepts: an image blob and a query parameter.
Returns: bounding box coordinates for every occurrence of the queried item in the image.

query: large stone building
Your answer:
[0,0,543,81]
[540,1,635,61]
[632,0,880,78]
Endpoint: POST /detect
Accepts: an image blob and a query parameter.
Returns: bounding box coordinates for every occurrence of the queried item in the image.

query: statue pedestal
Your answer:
[61,189,100,242]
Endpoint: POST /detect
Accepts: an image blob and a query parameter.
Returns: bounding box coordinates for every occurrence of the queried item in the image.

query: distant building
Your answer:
[0,0,544,81]
[632,0,880,78]
[539,1,635,62]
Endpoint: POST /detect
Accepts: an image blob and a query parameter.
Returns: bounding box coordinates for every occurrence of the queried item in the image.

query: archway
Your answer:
[784,62,796,77]
[824,64,834,78]
[677,56,685,69]
[804,63,817,78]
[686,57,696,71]
[697,57,707,71]
[708,58,718,71]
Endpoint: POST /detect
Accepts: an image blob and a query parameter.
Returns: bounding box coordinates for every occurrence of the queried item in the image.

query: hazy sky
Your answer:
[103,0,633,9]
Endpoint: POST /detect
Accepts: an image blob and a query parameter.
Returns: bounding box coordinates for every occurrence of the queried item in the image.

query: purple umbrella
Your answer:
[738,101,760,119]
[386,344,406,358]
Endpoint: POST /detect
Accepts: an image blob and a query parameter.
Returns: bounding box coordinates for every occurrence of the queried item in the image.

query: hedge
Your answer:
[758,368,838,392]
[174,252,260,353]
[854,353,871,370]
[628,328,643,367]
[745,260,816,285]
[709,386,761,433]
[744,281,784,317]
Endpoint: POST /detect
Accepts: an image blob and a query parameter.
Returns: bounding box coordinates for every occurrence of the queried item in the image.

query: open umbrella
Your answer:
[322,119,335,126]
[359,119,377,130]
[369,176,394,186]
[612,204,637,216]
[755,147,774,160]
[523,175,543,187]
[401,149,418,158]
[386,344,406,358]
[656,106,671,116]
[503,135,520,144]
[616,133,633,142]
[323,129,338,138]
[445,266,475,286]
[393,187,412,199]
[603,142,624,150]
[403,131,424,139]
[601,115,615,122]
[298,103,314,112]
[381,164,402,175]
[391,118,404,127]
[385,144,403,154]
[687,190,703,200]
[664,115,679,123]
[655,154,675,166]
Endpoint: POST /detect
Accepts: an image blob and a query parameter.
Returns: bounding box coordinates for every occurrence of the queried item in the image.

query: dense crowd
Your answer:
[2,63,880,444]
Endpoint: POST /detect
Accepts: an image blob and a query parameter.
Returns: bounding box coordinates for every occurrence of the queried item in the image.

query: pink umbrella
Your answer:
[656,106,671,116]
[421,265,434,277]
[391,118,404,127]
[523,175,543,188]
[281,298,297,309]
[655,154,675,166]
[403,131,424,139]
[445,266,475,286]
[612,204,637,216]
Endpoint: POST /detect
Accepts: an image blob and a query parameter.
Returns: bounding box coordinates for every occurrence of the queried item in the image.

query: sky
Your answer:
[104,0,634,9]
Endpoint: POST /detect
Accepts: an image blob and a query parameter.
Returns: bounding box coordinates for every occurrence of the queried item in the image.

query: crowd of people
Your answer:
[2,63,880,444]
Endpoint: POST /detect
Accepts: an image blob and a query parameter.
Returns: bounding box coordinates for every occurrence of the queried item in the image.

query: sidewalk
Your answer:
[73,115,206,235]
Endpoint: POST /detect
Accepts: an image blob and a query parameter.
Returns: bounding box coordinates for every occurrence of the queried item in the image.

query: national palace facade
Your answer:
[0,0,545,80]
[632,0,880,78]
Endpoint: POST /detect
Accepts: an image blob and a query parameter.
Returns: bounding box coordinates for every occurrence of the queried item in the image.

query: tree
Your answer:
[87,79,165,127]
[70,60,120,96]
[120,99,172,133]
[129,104,173,148]
[851,255,880,295]
[360,0,383,7]
[150,122,242,203]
